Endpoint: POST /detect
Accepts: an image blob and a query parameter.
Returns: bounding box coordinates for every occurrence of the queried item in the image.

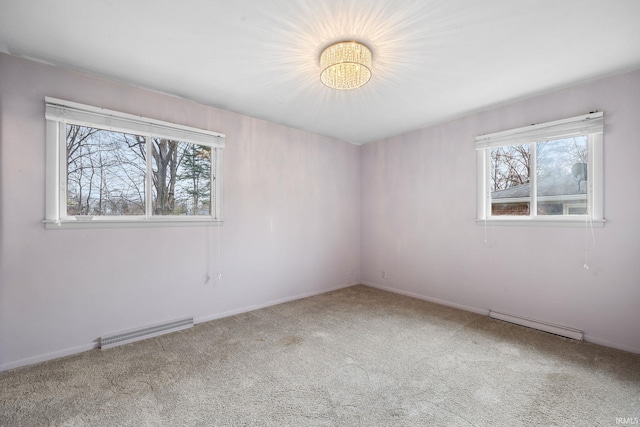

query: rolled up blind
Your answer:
[45,97,225,148]
[476,112,603,149]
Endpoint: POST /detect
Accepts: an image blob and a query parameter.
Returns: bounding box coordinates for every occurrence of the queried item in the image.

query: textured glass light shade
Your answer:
[320,41,372,90]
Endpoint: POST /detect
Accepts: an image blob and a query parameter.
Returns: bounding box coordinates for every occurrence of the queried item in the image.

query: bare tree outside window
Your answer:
[488,137,589,217]
[537,137,588,181]
[66,125,213,217]
[536,136,588,216]
[476,112,603,224]
[490,144,531,192]
[66,125,146,216]
[150,138,212,215]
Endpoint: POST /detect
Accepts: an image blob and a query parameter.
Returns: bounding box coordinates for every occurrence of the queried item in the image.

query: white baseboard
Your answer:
[361,281,640,355]
[195,282,354,324]
[0,342,98,372]
[0,282,356,372]
[583,334,640,355]
[361,281,489,315]
[4,282,637,371]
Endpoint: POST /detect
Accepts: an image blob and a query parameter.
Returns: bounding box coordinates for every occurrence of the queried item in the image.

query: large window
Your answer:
[45,98,224,228]
[476,112,604,226]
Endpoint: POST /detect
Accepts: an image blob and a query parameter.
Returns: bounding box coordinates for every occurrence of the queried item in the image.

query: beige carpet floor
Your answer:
[1,285,639,426]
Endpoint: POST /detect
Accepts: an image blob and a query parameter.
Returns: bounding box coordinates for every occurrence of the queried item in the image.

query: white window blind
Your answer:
[45,97,225,148]
[475,111,605,227]
[44,97,225,229]
[476,112,603,149]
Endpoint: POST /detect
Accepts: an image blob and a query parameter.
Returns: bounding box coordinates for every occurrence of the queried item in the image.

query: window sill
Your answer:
[476,217,605,228]
[44,217,224,230]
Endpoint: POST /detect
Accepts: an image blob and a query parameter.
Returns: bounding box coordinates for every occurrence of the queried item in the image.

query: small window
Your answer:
[476,112,604,226]
[45,98,224,228]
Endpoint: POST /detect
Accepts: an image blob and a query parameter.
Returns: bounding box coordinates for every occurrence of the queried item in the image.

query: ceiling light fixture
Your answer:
[320,41,372,90]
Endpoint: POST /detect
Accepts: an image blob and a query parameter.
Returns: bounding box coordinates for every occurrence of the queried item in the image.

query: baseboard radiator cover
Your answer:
[100,317,194,350]
[489,310,583,341]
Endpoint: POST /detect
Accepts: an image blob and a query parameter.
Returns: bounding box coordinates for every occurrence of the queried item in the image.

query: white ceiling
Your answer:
[1,0,640,144]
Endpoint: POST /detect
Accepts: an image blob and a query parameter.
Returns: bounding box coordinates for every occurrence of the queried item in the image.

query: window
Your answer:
[45,97,224,228]
[476,112,604,226]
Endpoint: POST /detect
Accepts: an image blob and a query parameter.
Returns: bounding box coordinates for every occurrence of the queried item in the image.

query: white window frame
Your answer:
[476,112,604,227]
[44,97,225,229]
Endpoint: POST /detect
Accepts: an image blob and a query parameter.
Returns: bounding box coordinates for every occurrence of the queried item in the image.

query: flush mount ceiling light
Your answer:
[320,41,372,90]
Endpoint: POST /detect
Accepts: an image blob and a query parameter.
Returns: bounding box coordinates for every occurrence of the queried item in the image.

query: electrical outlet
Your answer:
[382,270,387,279]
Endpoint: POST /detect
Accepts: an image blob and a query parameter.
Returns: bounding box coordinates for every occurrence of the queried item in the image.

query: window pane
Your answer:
[66,124,146,216]
[536,136,588,216]
[151,139,212,216]
[490,144,531,216]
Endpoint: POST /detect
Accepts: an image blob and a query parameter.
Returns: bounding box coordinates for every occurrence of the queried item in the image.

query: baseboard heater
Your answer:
[489,310,583,341]
[100,317,194,350]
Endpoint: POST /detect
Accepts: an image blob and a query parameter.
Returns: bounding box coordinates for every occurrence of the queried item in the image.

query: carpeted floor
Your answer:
[1,285,639,426]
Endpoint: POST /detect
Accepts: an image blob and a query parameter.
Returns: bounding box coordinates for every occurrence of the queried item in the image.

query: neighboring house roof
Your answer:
[492,174,586,200]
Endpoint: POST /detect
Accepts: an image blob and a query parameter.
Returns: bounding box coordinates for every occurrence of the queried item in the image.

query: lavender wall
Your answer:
[361,69,640,353]
[0,54,361,370]
[1,52,637,370]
